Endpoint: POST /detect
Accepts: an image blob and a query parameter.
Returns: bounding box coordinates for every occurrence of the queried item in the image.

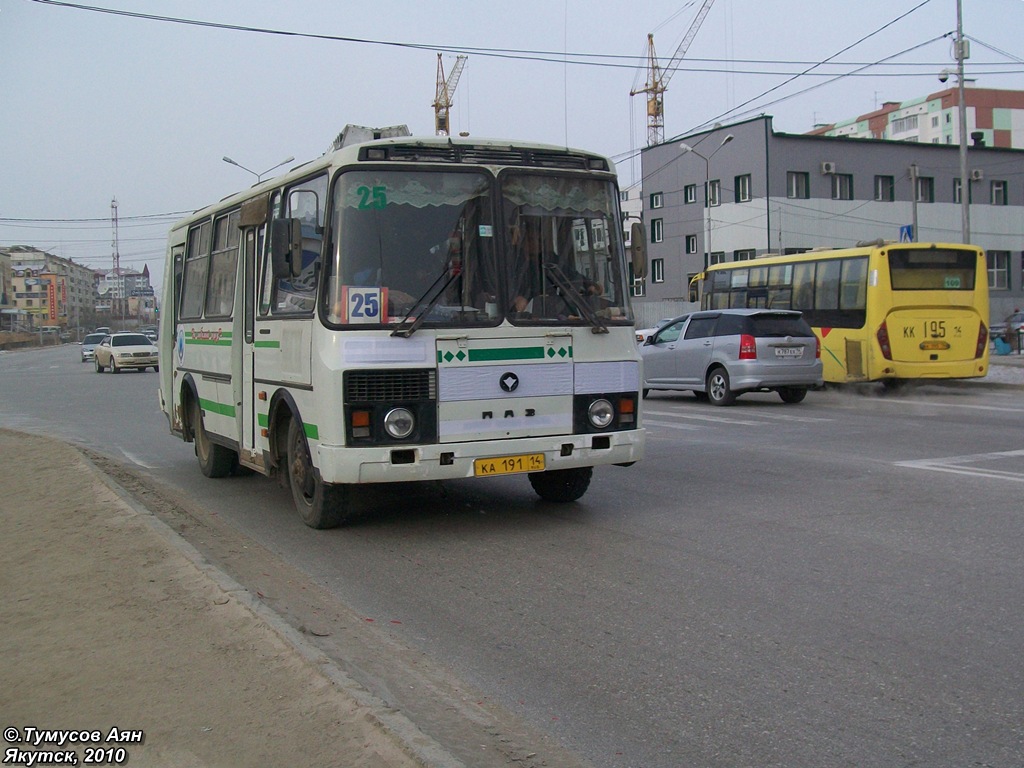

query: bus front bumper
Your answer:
[315,429,645,484]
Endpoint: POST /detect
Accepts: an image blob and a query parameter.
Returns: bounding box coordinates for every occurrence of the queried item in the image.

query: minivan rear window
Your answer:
[748,314,813,337]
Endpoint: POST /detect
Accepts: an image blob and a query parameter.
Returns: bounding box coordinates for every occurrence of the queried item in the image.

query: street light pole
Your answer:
[680,134,734,265]
[222,155,295,183]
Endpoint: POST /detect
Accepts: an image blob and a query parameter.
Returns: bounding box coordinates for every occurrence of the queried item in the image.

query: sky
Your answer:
[2,0,1023,292]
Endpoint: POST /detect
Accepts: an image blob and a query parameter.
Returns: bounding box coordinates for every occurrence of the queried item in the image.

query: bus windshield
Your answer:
[326,169,498,327]
[325,168,631,327]
[502,173,631,325]
[889,248,977,291]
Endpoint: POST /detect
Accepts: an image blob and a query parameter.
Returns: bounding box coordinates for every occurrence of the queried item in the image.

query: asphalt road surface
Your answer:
[3,345,1023,768]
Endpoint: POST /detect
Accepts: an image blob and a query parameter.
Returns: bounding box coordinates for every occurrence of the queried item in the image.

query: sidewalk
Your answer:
[981,352,1024,386]
[0,429,456,768]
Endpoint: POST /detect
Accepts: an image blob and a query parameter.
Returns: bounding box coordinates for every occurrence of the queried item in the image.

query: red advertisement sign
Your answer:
[48,282,57,320]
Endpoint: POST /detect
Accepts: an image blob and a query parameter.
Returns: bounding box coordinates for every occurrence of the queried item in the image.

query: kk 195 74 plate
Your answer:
[474,453,546,477]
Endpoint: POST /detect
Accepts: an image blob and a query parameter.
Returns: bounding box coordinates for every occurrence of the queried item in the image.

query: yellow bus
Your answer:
[698,242,989,386]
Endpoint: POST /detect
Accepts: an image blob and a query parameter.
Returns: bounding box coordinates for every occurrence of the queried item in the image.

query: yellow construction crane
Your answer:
[433,53,468,136]
[631,0,716,146]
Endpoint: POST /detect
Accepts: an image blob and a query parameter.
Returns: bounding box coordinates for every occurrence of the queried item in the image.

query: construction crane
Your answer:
[631,0,716,146]
[433,53,468,136]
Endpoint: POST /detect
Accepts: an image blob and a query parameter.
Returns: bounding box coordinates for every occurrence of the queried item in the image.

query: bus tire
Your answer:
[286,417,350,529]
[778,386,808,404]
[528,466,592,503]
[706,367,735,406]
[192,397,234,479]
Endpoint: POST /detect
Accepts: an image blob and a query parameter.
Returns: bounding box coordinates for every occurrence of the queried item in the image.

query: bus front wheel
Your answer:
[528,466,593,503]
[286,418,351,529]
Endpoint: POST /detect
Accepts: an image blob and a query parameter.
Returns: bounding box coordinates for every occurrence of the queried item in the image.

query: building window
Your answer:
[650,191,664,209]
[619,190,630,202]
[708,252,726,266]
[628,263,645,297]
[651,218,663,244]
[734,249,756,262]
[988,250,1009,290]
[891,115,919,134]
[651,258,665,283]
[685,234,698,254]
[735,174,752,203]
[915,176,935,203]
[874,175,894,202]
[787,171,809,199]
[831,174,854,201]
[991,180,1008,206]
[707,179,721,207]
[684,184,697,204]
[953,178,975,204]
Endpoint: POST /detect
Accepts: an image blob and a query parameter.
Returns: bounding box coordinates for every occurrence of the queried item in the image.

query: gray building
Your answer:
[636,115,1024,326]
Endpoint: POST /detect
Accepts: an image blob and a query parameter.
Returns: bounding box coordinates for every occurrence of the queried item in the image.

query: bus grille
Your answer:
[345,369,437,403]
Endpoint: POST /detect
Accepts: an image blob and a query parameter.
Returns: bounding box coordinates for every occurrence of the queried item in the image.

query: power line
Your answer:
[29,0,1023,76]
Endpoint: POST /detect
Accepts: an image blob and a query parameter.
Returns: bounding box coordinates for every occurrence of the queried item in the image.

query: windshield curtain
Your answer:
[325,170,499,327]
[501,172,632,325]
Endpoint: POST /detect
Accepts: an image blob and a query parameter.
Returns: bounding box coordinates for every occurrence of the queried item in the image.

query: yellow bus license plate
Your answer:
[474,453,545,477]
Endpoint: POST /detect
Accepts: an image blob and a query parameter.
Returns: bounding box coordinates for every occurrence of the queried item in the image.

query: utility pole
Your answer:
[956,0,970,243]
[111,197,122,325]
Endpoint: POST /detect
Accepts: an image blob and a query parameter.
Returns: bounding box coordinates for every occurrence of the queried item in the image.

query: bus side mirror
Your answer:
[630,222,648,279]
[270,218,303,278]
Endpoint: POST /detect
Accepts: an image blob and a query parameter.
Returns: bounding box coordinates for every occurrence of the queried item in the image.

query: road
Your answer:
[3,345,1023,768]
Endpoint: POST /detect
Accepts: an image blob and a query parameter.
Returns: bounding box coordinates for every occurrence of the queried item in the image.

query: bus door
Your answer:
[240,225,258,463]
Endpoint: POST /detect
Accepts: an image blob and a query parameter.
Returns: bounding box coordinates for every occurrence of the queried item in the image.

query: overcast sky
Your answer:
[2,0,1022,290]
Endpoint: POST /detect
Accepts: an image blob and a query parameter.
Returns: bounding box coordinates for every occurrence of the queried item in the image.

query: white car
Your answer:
[80,332,107,362]
[94,333,159,373]
[636,317,680,345]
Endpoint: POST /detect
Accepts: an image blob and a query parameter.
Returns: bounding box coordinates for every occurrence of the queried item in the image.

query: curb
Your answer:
[80,448,466,768]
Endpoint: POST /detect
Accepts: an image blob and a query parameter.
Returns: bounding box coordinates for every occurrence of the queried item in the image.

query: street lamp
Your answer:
[679,134,734,265]
[222,155,295,183]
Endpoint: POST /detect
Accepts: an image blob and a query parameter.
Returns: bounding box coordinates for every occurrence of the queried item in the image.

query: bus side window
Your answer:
[269,175,327,315]
[792,262,815,311]
[180,220,212,320]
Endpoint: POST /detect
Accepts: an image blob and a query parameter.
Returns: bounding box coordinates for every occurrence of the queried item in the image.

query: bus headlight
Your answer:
[587,399,614,429]
[383,407,415,439]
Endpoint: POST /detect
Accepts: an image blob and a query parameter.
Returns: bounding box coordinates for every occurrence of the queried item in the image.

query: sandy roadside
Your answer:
[0,429,424,768]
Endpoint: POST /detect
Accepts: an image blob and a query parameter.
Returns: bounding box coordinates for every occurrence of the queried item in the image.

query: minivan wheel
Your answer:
[778,387,808,404]
[706,368,736,406]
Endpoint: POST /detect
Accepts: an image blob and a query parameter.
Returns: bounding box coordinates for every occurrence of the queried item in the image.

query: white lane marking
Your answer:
[643,419,700,431]
[895,449,1024,483]
[643,408,775,427]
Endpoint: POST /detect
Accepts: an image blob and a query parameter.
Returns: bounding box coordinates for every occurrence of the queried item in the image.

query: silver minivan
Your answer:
[641,309,823,405]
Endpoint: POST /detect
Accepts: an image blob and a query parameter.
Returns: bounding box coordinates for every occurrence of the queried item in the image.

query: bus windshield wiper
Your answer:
[390,264,462,338]
[542,262,608,334]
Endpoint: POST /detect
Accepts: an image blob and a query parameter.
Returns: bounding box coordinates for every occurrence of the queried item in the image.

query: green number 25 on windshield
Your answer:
[357,185,387,209]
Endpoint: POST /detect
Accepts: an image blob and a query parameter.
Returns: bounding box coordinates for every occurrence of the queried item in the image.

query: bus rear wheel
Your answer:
[286,417,351,529]
[192,397,234,478]
[528,467,593,503]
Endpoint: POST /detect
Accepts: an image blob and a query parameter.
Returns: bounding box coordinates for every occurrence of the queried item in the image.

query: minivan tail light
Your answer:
[739,334,757,360]
[815,335,821,359]
[877,322,892,360]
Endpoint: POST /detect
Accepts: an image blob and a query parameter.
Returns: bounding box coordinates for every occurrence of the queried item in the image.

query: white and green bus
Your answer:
[158,126,646,527]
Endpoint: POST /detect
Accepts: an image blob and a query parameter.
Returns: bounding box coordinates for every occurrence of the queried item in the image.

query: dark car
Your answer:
[641,308,823,405]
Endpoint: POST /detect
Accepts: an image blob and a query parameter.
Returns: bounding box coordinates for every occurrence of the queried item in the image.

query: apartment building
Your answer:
[636,115,1024,324]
